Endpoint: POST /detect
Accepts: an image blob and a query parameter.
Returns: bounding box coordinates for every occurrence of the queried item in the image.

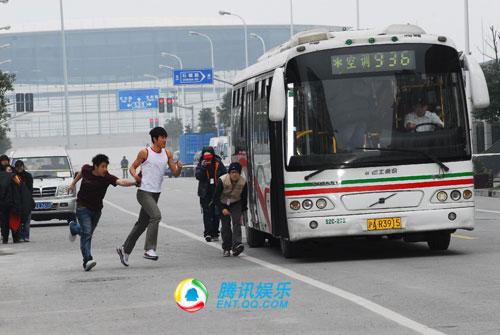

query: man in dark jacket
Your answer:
[214,162,248,257]
[0,166,21,243]
[0,154,10,171]
[195,146,227,242]
[14,160,35,242]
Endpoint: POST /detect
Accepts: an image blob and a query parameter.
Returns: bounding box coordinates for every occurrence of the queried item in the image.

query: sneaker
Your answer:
[69,231,76,242]
[211,236,219,242]
[223,250,230,257]
[143,249,159,261]
[23,238,30,242]
[84,259,96,271]
[205,235,212,242]
[116,246,129,267]
[232,244,244,257]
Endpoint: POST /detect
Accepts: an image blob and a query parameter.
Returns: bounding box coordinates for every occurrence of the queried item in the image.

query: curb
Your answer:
[475,189,500,198]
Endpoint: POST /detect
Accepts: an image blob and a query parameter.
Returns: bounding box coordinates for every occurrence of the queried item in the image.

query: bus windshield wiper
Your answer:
[34,175,66,179]
[356,147,450,173]
[304,169,328,181]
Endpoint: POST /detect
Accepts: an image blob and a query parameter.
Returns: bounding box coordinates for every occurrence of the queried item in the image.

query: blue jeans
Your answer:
[76,207,101,264]
[20,213,31,240]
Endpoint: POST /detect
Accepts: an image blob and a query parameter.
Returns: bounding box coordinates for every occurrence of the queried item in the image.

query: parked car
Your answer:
[10,147,76,222]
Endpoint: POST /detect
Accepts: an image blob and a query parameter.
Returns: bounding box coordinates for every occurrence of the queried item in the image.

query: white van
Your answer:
[10,147,76,222]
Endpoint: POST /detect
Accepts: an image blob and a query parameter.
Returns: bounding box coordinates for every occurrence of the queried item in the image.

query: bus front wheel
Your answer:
[246,226,266,248]
[427,231,451,251]
[280,238,300,258]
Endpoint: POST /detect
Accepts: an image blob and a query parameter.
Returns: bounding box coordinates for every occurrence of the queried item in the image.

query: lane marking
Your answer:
[476,209,500,215]
[452,234,477,240]
[105,200,445,335]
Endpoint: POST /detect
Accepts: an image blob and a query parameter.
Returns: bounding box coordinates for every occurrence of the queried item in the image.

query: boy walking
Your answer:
[68,154,136,271]
[117,127,182,266]
[214,162,248,257]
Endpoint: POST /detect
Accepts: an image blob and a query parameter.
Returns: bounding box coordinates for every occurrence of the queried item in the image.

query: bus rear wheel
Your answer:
[427,231,451,251]
[246,226,266,248]
[280,238,300,258]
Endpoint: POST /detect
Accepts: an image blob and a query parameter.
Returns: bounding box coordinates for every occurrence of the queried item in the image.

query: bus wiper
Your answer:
[304,169,328,181]
[34,175,66,179]
[357,147,450,173]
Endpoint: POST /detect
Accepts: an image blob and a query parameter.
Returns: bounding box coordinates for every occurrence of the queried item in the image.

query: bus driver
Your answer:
[405,101,444,132]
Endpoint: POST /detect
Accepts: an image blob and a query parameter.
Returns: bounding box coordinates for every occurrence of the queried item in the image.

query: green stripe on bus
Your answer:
[284,172,473,188]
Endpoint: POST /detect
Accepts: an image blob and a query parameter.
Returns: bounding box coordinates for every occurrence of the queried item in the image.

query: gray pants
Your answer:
[123,190,161,254]
[221,202,242,251]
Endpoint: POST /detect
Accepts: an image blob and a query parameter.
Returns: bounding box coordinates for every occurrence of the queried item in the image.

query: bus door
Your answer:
[245,85,260,228]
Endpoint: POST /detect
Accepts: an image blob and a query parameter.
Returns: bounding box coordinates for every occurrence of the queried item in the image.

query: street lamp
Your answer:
[144,74,160,81]
[0,43,10,49]
[159,64,174,70]
[356,0,360,30]
[161,52,186,108]
[464,0,470,55]
[219,10,248,68]
[188,30,219,135]
[0,59,11,65]
[0,0,9,4]
[250,33,266,54]
[59,0,71,147]
[289,0,294,38]
[0,25,11,31]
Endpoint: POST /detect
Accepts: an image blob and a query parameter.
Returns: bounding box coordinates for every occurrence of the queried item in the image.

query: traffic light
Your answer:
[166,97,174,113]
[25,93,34,112]
[158,97,165,113]
[16,93,24,112]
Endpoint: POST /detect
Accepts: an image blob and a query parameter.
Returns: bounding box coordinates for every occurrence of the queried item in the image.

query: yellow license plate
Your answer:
[367,217,402,231]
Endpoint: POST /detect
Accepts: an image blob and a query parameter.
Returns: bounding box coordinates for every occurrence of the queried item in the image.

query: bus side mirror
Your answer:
[269,67,286,122]
[464,55,490,109]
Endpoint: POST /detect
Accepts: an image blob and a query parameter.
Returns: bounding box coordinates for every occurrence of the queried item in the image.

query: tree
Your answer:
[216,91,231,131]
[0,71,15,154]
[198,107,216,134]
[164,117,183,151]
[474,25,500,122]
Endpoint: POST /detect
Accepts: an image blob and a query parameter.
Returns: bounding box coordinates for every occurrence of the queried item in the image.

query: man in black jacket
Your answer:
[0,166,21,244]
[14,160,35,242]
[195,146,227,242]
[214,162,248,257]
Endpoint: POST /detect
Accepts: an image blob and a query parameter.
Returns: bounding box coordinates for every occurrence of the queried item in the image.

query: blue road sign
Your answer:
[118,88,160,111]
[173,69,213,85]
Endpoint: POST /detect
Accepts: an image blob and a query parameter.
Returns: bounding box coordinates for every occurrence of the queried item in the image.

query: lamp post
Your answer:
[250,33,266,55]
[188,31,219,135]
[356,0,360,30]
[59,0,71,147]
[0,59,11,65]
[161,52,186,108]
[289,0,294,38]
[219,10,248,68]
[464,0,470,55]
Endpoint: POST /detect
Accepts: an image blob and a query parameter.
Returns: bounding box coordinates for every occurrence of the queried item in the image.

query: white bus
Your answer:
[230,24,490,257]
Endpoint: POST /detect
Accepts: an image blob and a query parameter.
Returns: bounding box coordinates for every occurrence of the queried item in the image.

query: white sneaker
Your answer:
[84,259,96,271]
[143,249,158,261]
[116,246,129,267]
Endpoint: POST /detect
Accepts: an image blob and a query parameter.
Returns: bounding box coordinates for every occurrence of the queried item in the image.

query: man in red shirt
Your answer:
[68,154,136,271]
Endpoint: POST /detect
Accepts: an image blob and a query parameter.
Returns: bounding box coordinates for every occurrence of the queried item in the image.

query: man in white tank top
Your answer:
[117,127,182,266]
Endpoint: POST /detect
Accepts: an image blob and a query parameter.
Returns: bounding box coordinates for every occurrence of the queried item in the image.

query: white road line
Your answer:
[476,209,500,214]
[105,200,446,335]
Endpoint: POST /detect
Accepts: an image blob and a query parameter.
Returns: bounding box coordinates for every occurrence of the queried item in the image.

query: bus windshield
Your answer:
[285,44,470,171]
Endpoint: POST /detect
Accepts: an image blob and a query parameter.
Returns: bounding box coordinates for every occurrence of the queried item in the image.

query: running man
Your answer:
[117,127,182,266]
[68,154,136,271]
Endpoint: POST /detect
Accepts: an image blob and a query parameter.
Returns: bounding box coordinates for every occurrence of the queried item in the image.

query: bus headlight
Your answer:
[463,189,473,200]
[436,191,448,202]
[290,200,301,211]
[316,198,327,209]
[450,190,461,201]
[302,199,314,210]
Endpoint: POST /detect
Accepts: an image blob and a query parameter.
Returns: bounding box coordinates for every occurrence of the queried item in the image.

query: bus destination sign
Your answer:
[331,50,416,75]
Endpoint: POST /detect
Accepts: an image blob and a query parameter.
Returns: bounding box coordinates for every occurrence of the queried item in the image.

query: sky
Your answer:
[0,0,499,61]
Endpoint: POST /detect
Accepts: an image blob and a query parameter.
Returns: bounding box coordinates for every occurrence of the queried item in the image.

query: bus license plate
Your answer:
[367,217,402,231]
[35,202,52,210]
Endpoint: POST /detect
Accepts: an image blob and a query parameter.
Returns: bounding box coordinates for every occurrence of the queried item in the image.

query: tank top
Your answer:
[140,147,168,193]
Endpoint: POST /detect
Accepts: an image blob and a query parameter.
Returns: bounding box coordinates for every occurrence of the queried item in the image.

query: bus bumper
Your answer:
[287,206,475,242]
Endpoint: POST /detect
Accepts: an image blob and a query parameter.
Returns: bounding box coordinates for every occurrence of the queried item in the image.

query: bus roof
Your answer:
[233,24,457,85]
